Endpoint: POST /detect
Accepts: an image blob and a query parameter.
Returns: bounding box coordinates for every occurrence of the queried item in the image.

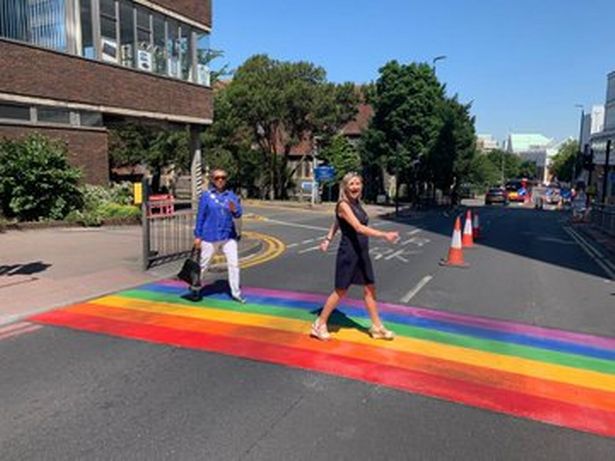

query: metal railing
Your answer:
[143,199,196,269]
[590,203,615,237]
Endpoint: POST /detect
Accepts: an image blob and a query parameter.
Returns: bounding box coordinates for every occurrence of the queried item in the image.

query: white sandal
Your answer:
[369,324,395,340]
[310,319,331,341]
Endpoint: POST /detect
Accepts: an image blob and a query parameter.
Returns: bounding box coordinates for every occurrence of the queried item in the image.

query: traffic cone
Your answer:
[462,210,474,248]
[440,217,469,267]
[472,212,481,240]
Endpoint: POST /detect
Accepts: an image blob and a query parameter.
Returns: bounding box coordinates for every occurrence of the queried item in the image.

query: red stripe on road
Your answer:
[32,309,615,438]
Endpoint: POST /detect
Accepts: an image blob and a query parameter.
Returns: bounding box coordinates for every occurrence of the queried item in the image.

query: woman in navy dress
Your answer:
[311,172,399,341]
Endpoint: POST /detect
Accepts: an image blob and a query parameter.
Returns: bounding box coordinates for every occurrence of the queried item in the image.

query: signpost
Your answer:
[312,166,336,205]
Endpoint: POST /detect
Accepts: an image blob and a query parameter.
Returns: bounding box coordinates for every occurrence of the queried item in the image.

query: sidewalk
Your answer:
[0,225,265,326]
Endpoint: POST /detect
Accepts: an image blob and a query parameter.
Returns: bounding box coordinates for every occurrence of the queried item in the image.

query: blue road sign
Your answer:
[314,166,336,182]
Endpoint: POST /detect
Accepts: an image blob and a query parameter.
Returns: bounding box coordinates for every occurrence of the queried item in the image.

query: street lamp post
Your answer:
[574,104,585,184]
[432,55,447,74]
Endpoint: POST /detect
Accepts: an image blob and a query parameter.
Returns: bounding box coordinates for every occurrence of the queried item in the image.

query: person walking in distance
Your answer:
[193,168,245,303]
[312,172,399,341]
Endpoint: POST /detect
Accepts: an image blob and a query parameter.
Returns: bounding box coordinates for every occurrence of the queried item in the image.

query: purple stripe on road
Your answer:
[156,279,615,350]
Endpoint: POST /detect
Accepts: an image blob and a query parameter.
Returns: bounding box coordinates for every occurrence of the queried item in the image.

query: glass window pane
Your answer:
[119,0,134,67]
[166,20,180,78]
[100,0,115,17]
[180,26,193,81]
[80,0,95,58]
[38,107,70,125]
[0,0,67,51]
[80,111,103,127]
[195,32,211,86]
[153,14,166,75]
[101,16,116,39]
[0,103,30,121]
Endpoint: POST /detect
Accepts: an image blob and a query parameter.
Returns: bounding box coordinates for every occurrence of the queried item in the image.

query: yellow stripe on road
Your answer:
[85,295,615,393]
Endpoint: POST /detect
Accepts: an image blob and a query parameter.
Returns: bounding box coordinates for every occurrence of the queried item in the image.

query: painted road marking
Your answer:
[258,219,329,232]
[564,227,614,280]
[301,239,315,244]
[400,275,434,303]
[298,245,321,254]
[31,280,615,438]
[0,322,41,341]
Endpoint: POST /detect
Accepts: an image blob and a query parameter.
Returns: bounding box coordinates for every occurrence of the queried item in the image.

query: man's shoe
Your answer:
[231,294,247,304]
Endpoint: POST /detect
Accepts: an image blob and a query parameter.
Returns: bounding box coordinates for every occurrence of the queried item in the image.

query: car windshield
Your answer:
[488,189,503,194]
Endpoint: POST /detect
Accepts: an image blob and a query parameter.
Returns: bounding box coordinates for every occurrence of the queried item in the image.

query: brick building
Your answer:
[0,0,213,184]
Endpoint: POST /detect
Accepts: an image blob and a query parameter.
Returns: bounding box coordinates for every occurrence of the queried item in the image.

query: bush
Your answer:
[0,135,83,220]
[109,182,134,205]
[98,202,141,220]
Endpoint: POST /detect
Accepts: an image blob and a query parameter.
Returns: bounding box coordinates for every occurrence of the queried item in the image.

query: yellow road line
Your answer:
[87,295,615,393]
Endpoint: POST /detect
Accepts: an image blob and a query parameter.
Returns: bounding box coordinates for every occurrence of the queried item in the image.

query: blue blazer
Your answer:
[194,188,243,242]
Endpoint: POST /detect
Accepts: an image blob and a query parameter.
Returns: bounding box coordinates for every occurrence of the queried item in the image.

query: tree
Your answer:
[225,54,358,199]
[427,95,477,193]
[320,135,361,181]
[108,124,189,192]
[362,61,445,201]
[550,140,578,182]
[0,135,83,220]
[485,149,523,183]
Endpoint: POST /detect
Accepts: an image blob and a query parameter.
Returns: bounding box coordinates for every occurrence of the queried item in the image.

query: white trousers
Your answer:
[200,239,241,297]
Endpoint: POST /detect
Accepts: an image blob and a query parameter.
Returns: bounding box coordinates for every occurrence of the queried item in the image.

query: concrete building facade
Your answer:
[0,0,213,184]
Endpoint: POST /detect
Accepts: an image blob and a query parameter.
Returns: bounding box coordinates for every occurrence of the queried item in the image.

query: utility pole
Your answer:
[603,140,611,204]
[574,104,585,184]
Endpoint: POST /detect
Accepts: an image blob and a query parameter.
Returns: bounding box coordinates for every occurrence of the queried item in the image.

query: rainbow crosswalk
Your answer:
[30,280,615,438]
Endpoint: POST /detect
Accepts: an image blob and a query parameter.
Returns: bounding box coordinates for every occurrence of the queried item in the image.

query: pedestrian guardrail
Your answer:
[590,203,615,237]
[143,199,196,269]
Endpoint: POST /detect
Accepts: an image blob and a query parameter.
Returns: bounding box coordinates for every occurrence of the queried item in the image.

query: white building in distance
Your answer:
[476,134,498,152]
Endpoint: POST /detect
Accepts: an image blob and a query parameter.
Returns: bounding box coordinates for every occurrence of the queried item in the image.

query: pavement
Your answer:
[1,203,615,459]
[0,225,268,326]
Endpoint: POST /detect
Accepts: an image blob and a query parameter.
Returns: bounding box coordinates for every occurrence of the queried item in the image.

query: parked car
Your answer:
[485,188,507,205]
[505,180,527,202]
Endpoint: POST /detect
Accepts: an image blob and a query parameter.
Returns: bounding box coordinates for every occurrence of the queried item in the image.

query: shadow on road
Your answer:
[382,205,608,279]
[0,261,52,276]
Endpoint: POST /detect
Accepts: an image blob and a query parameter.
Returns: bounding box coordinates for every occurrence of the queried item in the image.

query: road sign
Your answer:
[314,166,336,182]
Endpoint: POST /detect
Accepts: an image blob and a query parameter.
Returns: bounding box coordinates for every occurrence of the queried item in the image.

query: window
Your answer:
[135,6,152,71]
[0,103,30,121]
[0,0,67,51]
[195,32,211,86]
[100,0,118,62]
[179,26,193,81]
[119,0,134,67]
[79,111,103,127]
[152,13,166,75]
[80,0,95,58]
[37,107,71,125]
[166,19,180,78]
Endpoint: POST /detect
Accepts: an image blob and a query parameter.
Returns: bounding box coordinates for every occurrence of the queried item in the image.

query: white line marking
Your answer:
[0,324,41,341]
[563,227,614,279]
[406,229,421,235]
[302,239,315,244]
[298,245,321,254]
[401,275,434,303]
[260,219,329,231]
[385,249,408,261]
[287,243,299,248]
[0,321,34,335]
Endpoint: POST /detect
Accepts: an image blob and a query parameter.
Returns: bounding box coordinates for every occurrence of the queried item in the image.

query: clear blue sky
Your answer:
[213,0,615,144]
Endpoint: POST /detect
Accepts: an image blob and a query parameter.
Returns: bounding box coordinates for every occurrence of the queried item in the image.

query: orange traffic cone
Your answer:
[462,210,474,248]
[472,212,481,240]
[440,217,469,267]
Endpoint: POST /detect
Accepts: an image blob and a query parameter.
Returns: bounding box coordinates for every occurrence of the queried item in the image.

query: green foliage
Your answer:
[320,135,361,181]
[550,140,578,182]
[67,184,139,226]
[427,96,477,192]
[0,135,83,221]
[361,61,447,200]
[108,124,190,190]
[224,54,358,198]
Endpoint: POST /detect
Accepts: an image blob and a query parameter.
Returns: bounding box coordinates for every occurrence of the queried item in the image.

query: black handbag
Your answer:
[177,247,201,287]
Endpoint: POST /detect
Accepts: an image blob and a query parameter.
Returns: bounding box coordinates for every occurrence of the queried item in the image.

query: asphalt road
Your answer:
[1,203,614,460]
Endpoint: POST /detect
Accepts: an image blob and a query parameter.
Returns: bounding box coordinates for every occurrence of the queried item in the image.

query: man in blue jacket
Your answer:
[194,168,245,303]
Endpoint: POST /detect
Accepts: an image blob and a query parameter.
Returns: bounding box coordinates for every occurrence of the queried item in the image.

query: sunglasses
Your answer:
[213,176,227,181]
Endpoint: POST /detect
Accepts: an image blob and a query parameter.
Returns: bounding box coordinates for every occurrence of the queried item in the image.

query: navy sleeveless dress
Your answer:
[335,200,375,289]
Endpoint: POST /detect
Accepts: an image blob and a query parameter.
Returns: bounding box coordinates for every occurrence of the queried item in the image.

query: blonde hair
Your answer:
[338,172,363,203]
